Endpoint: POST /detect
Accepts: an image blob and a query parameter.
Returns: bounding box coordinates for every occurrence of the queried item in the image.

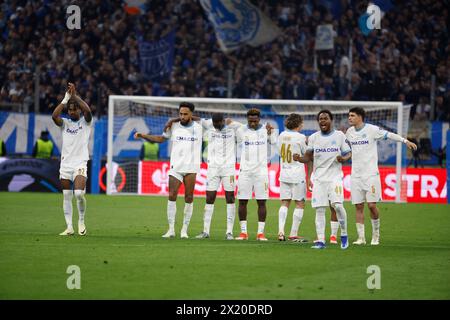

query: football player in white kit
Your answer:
[235,108,276,241]
[134,102,202,239]
[52,83,92,236]
[195,113,242,240]
[346,107,417,245]
[295,110,351,249]
[277,113,310,242]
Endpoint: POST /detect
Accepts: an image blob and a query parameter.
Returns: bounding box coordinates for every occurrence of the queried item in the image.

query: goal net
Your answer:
[107,96,411,203]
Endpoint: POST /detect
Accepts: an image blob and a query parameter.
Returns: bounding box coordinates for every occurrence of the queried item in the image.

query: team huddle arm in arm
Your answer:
[134,132,167,143]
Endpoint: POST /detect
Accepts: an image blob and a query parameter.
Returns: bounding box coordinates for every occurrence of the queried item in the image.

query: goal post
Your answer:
[106,96,410,202]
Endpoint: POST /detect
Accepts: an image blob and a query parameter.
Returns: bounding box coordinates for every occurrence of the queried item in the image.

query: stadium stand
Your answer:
[0,0,448,120]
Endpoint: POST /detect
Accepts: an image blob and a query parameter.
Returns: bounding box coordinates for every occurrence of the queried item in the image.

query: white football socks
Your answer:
[74,190,86,224]
[334,203,348,236]
[257,221,265,234]
[330,221,340,237]
[63,190,73,229]
[356,222,365,239]
[371,218,380,237]
[239,220,247,234]
[290,208,304,236]
[167,200,176,233]
[226,203,235,234]
[315,207,326,243]
[182,202,193,233]
[278,206,288,234]
[203,204,214,234]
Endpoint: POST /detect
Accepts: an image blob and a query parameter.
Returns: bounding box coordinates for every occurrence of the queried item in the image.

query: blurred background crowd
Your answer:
[0,0,448,122]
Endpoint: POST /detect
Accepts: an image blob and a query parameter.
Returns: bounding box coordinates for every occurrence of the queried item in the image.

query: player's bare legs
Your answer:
[368,202,380,245]
[330,205,339,244]
[73,175,87,235]
[180,173,196,238]
[163,175,183,238]
[256,200,268,241]
[353,203,366,245]
[59,179,74,235]
[236,199,249,240]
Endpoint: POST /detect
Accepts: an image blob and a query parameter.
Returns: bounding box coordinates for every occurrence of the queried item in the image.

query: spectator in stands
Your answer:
[0,0,448,116]
[414,97,431,121]
[435,96,449,122]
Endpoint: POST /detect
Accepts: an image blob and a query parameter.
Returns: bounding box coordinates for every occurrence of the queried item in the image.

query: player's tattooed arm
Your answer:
[68,83,92,123]
[133,132,167,143]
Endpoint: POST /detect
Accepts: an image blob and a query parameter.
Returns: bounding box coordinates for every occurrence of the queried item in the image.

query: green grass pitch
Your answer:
[0,192,449,299]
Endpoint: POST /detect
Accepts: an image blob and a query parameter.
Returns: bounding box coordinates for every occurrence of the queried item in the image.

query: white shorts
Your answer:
[237,172,269,200]
[59,162,88,181]
[206,167,235,192]
[311,179,344,208]
[168,170,196,182]
[351,175,382,204]
[280,181,306,201]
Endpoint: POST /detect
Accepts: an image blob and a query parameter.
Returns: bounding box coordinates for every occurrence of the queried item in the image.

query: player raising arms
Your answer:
[235,108,276,241]
[294,110,351,249]
[134,102,202,239]
[277,113,310,241]
[52,83,92,236]
[346,107,417,245]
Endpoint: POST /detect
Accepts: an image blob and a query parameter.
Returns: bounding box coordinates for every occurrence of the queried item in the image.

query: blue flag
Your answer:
[138,31,175,80]
[199,0,281,53]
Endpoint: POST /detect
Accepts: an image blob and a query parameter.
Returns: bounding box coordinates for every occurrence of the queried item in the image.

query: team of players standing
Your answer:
[52,84,417,249]
[135,102,417,249]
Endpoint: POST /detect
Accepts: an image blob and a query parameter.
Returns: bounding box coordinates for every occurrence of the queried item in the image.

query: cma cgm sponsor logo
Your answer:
[315,147,339,153]
[176,136,198,141]
[211,133,233,139]
[244,141,266,146]
[66,126,82,135]
[351,140,369,146]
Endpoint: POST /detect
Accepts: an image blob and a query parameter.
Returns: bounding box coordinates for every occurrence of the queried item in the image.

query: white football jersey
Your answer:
[236,124,276,175]
[277,130,307,183]
[306,130,351,182]
[346,123,388,178]
[60,117,92,167]
[201,119,242,169]
[163,121,202,173]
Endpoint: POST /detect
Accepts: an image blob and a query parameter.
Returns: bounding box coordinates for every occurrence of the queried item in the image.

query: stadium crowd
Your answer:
[0,0,448,120]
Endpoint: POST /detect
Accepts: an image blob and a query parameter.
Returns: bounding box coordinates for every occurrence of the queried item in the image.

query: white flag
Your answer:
[199,0,281,53]
[315,24,334,51]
